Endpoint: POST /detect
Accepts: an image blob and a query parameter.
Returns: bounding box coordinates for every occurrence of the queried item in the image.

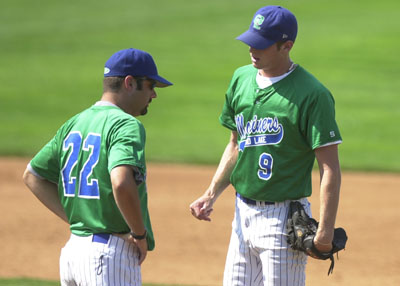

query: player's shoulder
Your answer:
[232,64,257,78]
[292,65,331,94]
[56,110,85,135]
[60,105,144,136]
[89,104,143,124]
[104,107,144,131]
[227,64,257,93]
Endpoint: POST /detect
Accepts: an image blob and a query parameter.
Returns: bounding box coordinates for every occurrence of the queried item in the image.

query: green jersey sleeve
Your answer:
[30,135,60,183]
[219,93,236,131]
[219,65,258,131]
[301,90,342,149]
[107,118,146,175]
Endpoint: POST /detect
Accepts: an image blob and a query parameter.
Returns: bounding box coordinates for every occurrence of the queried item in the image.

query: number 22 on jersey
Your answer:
[61,131,101,199]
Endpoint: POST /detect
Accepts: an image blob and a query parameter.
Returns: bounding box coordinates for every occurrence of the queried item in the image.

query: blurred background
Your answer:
[1,0,399,171]
[1,1,400,285]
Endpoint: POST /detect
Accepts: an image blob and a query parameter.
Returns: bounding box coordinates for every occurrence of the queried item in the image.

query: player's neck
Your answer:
[101,92,129,114]
[259,59,294,78]
[101,92,120,106]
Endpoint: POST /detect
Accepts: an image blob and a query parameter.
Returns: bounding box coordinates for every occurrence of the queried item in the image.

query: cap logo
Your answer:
[253,14,265,30]
[282,34,288,39]
[104,67,110,75]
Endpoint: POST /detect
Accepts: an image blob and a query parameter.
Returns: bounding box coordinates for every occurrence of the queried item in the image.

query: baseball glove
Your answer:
[286,201,348,275]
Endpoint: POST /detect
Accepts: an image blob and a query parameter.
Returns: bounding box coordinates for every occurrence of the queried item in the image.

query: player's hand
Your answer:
[313,235,333,253]
[189,194,214,221]
[128,235,148,265]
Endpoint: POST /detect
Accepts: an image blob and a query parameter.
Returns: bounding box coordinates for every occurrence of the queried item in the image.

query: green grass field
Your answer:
[1,0,399,171]
[0,279,57,286]
[0,278,189,286]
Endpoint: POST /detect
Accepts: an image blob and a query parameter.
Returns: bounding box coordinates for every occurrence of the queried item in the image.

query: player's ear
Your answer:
[283,41,294,52]
[124,75,136,90]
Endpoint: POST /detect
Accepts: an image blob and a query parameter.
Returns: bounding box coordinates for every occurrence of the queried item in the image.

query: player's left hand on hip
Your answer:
[128,235,148,265]
[135,238,148,265]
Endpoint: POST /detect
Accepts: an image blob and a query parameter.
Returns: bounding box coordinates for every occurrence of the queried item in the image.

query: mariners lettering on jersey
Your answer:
[235,114,284,151]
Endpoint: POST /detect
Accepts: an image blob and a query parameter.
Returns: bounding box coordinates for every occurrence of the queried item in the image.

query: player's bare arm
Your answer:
[110,165,148,265]
[314,144,341,252]
[190,131,238,221]
[23,168,68,223]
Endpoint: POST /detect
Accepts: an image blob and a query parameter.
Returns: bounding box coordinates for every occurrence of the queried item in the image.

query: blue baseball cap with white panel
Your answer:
[104,48,173,88]
[236,6,298,49]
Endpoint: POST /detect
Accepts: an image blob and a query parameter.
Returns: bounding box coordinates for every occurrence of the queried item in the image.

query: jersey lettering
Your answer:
[62,132,82,197]
[79,133,101,198]
[235,114,284,151]
[258,153,273,181]
[61,132,101,199]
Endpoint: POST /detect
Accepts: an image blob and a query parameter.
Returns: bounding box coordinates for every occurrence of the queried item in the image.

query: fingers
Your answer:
[128,236,148,265]
[191,207,213,221]
[137,245,147,265]
[189,199,213,221]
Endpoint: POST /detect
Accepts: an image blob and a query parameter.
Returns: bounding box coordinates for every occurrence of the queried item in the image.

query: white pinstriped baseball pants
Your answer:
[60,233,141,286]
[223,197,311,286]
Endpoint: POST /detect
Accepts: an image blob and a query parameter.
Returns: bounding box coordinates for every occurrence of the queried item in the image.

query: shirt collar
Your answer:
[94,101,119,108]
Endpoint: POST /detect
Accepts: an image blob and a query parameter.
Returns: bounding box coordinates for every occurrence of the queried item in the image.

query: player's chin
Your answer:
[251,56,260,65]
[251,62,260,70]
[140,107,149,116]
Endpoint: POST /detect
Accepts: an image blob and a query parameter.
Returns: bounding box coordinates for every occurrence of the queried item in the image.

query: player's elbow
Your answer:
[23,168,34,189]
[112,178,139,203]
[110,165,138,197]
[23,168,44,194]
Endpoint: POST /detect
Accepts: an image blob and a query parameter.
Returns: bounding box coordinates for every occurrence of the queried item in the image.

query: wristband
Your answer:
[130,230,147,240]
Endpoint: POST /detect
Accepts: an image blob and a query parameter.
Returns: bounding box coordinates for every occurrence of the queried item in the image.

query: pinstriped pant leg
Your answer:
[255,199,310,286]
[259,245,307,285]
[224,198,311,286]
[60,234,141,286]
[94,235,141,286]
[223,199,263,286]
[60,243,77,286]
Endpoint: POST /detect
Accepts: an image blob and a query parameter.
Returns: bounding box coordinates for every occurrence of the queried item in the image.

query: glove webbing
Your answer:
[327,255,334,275]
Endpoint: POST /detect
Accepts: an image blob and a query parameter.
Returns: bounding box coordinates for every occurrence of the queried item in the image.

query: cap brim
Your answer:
[148,75,173,88]
[236,30,275,50]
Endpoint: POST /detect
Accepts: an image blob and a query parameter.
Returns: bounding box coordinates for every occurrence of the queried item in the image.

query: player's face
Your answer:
[131,78,157,116]
[249,42,291,77]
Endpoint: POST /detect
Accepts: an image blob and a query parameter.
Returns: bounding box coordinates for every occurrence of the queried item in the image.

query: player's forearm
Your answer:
[114,187,146,235]
[111,166,146,235]
[316,164,341,243]
[314,144,341,244]
[23,169,69,223]
[206,132,238,200]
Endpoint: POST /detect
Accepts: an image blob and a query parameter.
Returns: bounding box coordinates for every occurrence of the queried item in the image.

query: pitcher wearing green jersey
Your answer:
[190,6,342,286]
[23,48,172,286]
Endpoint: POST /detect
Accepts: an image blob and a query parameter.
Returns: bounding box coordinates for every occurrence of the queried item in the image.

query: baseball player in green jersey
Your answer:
[23,48,172,286]
[190,6,342,286]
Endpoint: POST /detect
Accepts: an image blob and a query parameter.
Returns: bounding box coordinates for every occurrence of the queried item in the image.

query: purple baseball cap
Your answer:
[236,6,298,50]
[104,48,173,87]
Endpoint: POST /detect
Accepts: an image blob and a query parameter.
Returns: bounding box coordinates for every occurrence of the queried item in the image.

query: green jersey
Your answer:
[219,65,342,202]
[29,102,154,250]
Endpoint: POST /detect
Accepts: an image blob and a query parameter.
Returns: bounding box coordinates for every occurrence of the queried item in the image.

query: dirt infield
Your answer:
[1,157,399,285]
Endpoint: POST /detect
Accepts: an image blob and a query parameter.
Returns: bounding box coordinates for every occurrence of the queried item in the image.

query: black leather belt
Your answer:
[236,192,274,205]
